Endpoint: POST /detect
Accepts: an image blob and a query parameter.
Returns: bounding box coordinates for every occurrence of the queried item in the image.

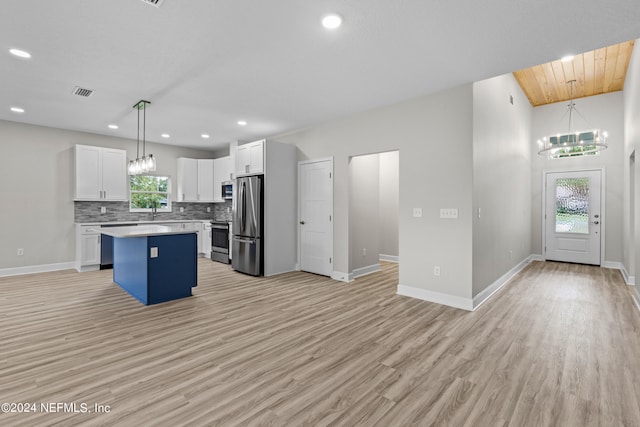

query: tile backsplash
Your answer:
[75,201,232,223]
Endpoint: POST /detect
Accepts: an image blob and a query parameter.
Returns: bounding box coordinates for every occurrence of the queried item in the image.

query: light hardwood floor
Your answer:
[0,260,639,426]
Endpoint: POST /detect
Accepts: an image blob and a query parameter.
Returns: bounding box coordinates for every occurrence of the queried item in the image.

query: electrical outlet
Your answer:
[180,207,184,213]
[100,206,106,214]
[413,208,422,217]
[17,248,24,256]
[362,248,367,256]
[509,250,513,260]
[433,266,441,276]
[207,207,211,213]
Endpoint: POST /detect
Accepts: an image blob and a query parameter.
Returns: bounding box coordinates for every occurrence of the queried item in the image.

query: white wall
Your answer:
[623,38,640,285]
[531,92,625,264]
[349,154,381,272]
[276,83,474,302]
[0,120,215,270]
[472,74,532,297]
[379,151,399,259]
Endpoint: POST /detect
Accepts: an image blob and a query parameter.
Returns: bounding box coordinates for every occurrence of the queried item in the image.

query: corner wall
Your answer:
[275,84,474,305]
[624,38,640,287]
[472,73,533,298]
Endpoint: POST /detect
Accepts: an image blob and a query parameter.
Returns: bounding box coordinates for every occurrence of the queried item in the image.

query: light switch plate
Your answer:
[440,208,458,219]
[150,247,158,258]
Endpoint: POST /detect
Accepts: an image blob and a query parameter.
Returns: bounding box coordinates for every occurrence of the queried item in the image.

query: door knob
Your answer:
[592,221,599,225]
[300,221,305,225]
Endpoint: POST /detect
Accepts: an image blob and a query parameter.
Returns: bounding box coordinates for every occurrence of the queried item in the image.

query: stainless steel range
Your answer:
[210,221,230,264]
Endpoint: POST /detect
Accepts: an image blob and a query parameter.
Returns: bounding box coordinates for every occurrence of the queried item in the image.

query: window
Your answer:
[130,175,171,212]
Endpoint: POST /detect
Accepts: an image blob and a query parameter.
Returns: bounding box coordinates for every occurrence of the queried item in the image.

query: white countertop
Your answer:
[93,225,197,238]
[76,219,209,226]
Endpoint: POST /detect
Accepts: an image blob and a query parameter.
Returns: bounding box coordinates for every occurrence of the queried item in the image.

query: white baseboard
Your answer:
[352,264,380,279]
[0,262,76,278]
[472,256,534,311]
[603,261,622,270]
[529,254,544,261]
[619,263,636,285]
[331,271,352,282]
[379,254,399,263]
[396,285,473,311]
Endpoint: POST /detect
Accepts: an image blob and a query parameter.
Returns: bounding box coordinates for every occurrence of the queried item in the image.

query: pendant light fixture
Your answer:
[537,80,608,159]
[128,100,156,175]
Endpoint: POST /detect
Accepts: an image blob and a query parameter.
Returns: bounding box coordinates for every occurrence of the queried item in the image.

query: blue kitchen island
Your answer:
[98,225,197,305]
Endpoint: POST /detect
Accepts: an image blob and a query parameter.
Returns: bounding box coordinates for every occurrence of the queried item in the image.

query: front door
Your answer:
[545,170,602,265]
[299,159,333,277]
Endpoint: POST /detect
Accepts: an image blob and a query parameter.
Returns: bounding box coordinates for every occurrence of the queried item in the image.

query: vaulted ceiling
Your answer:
[2,1,640,150]
[513,40,635,107]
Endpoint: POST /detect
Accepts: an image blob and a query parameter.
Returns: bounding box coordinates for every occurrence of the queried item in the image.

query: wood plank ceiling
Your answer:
[513,40,635,107]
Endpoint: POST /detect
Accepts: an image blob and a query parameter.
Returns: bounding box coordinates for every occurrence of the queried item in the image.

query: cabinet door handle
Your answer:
[103,190,106,199]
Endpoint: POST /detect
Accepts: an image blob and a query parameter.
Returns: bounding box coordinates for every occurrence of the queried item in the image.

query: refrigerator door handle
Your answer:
[240,181,246,230]
[234,237,256,244]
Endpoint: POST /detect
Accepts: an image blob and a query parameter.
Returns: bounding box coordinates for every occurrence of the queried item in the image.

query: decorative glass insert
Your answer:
[555,177,589,234]
[130,175,171,212]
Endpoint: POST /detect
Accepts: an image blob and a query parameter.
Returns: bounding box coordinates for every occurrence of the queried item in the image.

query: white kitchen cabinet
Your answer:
[213,156,233,202]
[75,225,101,272]
[75,145,127,201]
[177,158,214,202]
[197,159,214,202]
[234,139,264,177]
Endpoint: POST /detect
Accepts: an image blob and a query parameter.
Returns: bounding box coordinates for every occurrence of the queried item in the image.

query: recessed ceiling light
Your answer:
[561,55,574,62]
[108,124,118,130]
[201,134,210,139]
[237,120,247,126]
[10,107,25,113]
[9,48,31,59]
[161,133,170,138]
[322,14,342,30]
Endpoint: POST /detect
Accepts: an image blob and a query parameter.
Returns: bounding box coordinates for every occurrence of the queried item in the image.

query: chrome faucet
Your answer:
[151,204,158,220]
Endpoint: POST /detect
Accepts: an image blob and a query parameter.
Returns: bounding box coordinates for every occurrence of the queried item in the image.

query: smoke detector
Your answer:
[139,0,165,7]
[72,86,94,97]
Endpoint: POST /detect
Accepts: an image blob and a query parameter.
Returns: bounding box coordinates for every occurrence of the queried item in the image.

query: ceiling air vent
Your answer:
[139,0,165,7]
[72,86,94,97]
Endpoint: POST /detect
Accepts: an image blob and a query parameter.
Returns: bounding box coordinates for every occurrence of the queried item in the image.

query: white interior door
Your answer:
[299,159,333,276]
[545,170,602,265]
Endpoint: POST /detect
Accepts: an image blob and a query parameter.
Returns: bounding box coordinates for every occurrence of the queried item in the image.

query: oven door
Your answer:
[211,224,230,263]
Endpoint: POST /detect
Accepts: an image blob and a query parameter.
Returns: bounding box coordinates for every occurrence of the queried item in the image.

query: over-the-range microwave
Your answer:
[222,181,233,200]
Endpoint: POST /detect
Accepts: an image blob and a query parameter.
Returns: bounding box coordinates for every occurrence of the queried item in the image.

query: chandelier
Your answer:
[128,100,157,175]
[537,80,608,159]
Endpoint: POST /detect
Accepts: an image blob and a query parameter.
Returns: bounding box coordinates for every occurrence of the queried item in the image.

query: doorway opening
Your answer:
[348,150,399,278]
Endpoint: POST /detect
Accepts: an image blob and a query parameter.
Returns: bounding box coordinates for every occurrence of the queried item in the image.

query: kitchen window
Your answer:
[130,175,172,212]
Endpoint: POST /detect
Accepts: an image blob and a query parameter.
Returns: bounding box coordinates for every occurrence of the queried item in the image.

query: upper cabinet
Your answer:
[235,139,264,177]
[75,144,127,201]
[213,156,233,202]
[177,158,214,202]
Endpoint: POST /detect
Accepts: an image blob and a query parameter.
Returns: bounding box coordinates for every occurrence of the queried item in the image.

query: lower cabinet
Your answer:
[76,225,101,272]
[76,221,206,272]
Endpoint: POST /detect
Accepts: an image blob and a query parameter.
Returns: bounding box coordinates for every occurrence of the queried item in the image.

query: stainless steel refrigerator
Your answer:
[232,175,263,276]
